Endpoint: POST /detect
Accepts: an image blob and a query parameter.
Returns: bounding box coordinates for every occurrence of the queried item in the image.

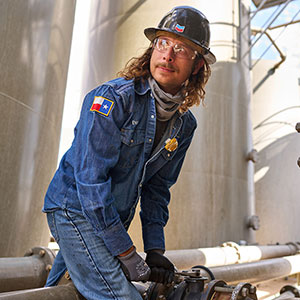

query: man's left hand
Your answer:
[145,250,175,284]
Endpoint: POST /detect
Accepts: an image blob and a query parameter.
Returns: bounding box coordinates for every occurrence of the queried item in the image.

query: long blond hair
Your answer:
[118,45,211,112]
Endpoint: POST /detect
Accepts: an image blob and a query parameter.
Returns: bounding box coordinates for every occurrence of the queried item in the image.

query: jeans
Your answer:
[46,209,142,300]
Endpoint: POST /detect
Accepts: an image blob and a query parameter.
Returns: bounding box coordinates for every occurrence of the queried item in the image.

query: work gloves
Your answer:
[145,250,175,284]
[118,246,151,282]
[118,247,175,284]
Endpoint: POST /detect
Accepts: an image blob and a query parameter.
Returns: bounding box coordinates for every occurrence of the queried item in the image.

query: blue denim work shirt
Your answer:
[43,77,197,256]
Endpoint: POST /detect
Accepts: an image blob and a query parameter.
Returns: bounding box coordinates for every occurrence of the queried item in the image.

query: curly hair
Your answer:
[117,45,211,112]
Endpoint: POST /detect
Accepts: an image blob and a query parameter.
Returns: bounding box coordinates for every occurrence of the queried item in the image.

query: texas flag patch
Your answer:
[90,96,114,117]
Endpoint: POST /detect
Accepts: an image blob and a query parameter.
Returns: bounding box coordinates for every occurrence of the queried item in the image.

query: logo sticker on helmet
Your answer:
[175,24,185,33]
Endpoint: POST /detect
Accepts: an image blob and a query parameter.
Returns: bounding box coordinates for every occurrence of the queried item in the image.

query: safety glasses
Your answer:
[154,37,198,60]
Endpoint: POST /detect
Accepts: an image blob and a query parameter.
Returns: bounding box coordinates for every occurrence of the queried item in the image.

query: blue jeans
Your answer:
[45,209,142,300]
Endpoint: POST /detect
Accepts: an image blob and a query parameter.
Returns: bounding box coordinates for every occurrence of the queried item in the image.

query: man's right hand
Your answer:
[118,246,151,281]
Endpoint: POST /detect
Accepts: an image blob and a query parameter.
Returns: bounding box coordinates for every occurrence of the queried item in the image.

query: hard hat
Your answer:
[144,6,216,64]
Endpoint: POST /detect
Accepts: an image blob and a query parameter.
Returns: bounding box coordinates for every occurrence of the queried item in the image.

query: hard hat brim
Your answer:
[144,27,216,64]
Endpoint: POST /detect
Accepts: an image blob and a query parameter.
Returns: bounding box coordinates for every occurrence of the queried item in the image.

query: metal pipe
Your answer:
[240,0,269,33]
[163,243,300,270]
[274,285,300,300]
[0,283,84,300]
[269,18,300,30]
[251,28,286,71]
[201,254,300,284]
[241,0,292,59]
[0,247,55,293]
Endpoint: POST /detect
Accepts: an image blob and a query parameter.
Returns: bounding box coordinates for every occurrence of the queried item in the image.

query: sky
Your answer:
[250,0,300,68]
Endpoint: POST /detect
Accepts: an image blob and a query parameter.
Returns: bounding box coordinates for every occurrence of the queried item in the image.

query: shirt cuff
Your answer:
[142,223,165,252]
[100,221,133,256]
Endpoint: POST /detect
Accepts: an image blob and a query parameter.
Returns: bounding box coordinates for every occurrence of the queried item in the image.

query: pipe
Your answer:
[163,242,300,270]
[273,285,300,300]
[251,28,286,71]
[0,243,299,294]
[0,247,55,293]
[0,283,84,300]
[201,254,300,284]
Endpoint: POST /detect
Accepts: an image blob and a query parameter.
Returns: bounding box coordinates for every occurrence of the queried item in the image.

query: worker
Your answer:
[43,6,216,300]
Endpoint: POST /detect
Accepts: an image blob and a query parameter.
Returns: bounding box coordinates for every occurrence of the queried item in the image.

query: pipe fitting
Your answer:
[0,246,56,293]
[280,285,300,297]
[247,215,260,230]
[246,149,259,163]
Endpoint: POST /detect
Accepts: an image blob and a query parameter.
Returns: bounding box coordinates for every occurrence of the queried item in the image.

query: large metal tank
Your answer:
[61,0,255,251]
[252,59,300,244]
[0,0,75,257]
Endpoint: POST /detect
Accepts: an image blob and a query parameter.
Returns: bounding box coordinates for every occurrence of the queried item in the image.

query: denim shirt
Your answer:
[43,77,197,256]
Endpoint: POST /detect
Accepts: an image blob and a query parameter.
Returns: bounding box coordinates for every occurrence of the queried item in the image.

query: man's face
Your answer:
[150,35,203,95]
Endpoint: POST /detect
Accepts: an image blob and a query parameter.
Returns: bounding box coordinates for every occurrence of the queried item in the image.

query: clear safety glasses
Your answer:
[154,37,198,60]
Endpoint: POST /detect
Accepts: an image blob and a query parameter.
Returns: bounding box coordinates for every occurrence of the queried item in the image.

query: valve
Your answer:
[145,267,258,300]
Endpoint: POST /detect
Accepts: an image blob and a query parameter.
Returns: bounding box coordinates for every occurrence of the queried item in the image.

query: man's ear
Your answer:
[192,58,205,75]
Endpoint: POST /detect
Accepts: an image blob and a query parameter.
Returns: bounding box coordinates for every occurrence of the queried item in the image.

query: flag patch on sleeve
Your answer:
[90,96,114,116]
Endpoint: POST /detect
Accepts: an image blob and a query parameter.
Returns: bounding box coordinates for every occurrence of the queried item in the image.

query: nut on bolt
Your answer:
[249,285,256,294]
[241,287,249,297]
[46,264,52,272]
[246,149,259,163]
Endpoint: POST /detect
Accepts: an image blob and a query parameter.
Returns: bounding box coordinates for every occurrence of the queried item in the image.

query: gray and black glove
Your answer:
[118,246,151,282]
[145,250,175,284]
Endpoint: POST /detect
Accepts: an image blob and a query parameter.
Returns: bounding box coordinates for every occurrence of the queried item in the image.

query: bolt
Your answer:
[39,250,46,257]
[296,123,300,133]
[249,286,256,294]
[46,264,52,272]
[24,249,33,256]
[65,271,71,280]
[241,288,249,297]
[246,149,259,163]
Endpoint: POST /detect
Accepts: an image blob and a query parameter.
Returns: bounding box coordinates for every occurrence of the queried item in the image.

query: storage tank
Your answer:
[252,58,300,244]
[0,0,75,256]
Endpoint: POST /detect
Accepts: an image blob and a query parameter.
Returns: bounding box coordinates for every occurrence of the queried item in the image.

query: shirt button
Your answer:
[148,138,152,142]
[167,153,171,157]
[130,139,134,143]
[151,115,155,119]
[139,184,142,188]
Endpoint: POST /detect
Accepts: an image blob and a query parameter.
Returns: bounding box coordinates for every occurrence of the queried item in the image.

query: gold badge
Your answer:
[165,138,178,152]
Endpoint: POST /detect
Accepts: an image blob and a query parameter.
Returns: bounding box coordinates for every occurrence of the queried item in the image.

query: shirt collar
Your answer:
[134,78,151,96]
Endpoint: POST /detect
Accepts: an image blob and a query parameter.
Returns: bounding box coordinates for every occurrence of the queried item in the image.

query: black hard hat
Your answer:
[144,6,216,64]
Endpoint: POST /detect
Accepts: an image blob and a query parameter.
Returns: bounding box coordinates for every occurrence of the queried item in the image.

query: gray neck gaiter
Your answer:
[148,77,184,121]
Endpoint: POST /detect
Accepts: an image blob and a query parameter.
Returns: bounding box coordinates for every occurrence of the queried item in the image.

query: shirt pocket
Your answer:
[118,128,145,168]
[161,148,178,161]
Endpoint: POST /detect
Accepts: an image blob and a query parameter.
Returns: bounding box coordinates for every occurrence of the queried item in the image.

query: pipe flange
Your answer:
[202,279,227,300]
[232,282,257,300]
[280,285,300,297]
[286,242,300,253]
[222,241,241,263]
[24,246,56,270]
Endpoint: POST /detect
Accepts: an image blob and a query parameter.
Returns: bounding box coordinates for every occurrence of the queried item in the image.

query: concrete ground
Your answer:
[255,276,299,300]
